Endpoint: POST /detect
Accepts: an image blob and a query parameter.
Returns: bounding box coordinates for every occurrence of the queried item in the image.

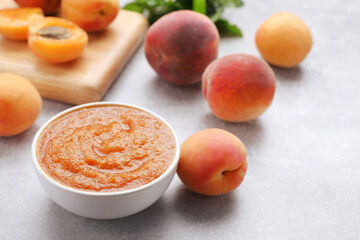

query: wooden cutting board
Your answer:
[0,1,148,105]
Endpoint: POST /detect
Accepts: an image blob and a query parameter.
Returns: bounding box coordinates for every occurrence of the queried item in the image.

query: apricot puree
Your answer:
[36,105,176,192]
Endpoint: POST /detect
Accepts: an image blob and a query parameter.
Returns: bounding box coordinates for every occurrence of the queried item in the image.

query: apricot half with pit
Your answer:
[28,16,88,63]
[0,8,43,41]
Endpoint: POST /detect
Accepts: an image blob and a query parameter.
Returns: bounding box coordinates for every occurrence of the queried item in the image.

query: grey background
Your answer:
[1,0,360,239]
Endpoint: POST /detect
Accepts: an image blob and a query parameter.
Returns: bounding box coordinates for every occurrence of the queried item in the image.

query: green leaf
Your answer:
[215,18,243,36]
[124,0,244,37]
[225,0,244,7]
[123,2,145,13]
[193,0,207,14]
[177,0,192,9]
[208,4,224,22]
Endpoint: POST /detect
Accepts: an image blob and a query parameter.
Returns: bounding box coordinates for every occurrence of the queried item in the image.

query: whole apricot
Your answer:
[0,73,42,136]
[61,0,120,32]
[145,10,220,85]
[177,128,247,196]
[15,0,61,15]
[256,12,313,68]
[202,53,276,122]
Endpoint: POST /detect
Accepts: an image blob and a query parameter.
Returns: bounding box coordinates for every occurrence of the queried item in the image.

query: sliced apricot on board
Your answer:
[28,16,88,63]
[0,8,43,41]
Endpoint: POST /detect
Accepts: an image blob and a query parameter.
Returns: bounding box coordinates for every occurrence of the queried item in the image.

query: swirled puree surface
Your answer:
[36,105,176,192]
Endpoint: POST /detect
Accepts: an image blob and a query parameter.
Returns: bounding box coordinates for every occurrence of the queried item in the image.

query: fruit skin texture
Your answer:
[15,0,61,15]
[177,128,247,196]
[0,8,43,41]
[256,11,313,68]
[202,53,276,122]
[28,16,88,63]
[0,73,42,137]
[145,10,220,85]
[61,0,120,32]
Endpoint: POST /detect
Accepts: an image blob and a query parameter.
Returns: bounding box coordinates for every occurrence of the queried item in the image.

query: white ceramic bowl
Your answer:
[31,102,180,219]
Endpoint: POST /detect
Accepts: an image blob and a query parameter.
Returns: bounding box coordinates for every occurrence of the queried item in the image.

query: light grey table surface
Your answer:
[1,0,360,239]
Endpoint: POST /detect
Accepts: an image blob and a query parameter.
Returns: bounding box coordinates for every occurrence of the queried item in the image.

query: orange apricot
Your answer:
[28,16,88,63]
[61,0,120,32]
[0,72,42,137]
[256,12,313,68]
[0,8,43,41]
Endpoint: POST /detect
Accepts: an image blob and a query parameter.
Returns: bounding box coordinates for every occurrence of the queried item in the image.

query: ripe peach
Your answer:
[202,53,276,122]
[14,0,61,15]
[0,73,42,137]
[256,12,313,68]
[145,10,220,85]
[61,0,120,32]
[177,128,247,196]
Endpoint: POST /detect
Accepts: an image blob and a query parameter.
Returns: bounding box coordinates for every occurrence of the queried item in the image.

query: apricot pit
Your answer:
[36,26,71,40]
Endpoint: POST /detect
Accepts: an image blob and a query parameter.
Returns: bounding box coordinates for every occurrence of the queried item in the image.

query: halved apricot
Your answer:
[0,8,43,41]
[28,16,88,63]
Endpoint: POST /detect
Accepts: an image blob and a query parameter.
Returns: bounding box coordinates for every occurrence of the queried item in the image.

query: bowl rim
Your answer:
[31,101,180,197]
